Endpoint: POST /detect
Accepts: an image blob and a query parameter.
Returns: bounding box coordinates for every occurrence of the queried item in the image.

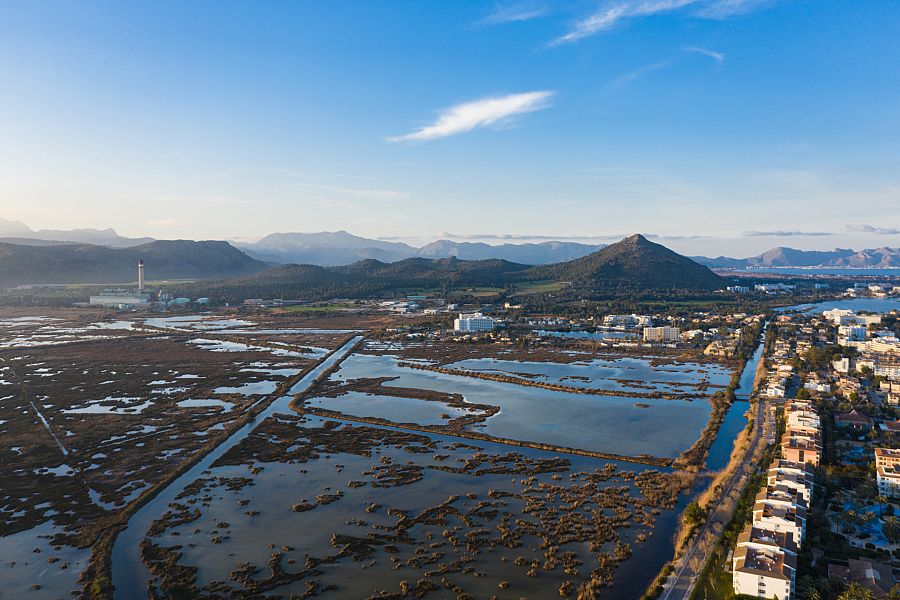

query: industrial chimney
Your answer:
[138,259,145,291]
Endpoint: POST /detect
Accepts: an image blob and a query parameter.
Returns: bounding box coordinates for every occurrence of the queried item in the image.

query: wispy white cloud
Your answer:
[294,183,410,201]
[846,224,900,235]
[683,45,725,64]
[605,58,677,91]
[743,230,833,237]
[207,166,380,181]
[604,45,723,92]
[551,0,696,45]
[551,0,778,45]
[388,91,555,143]
[145,218,179,228]
[694,0,776,18]
[476,1,549,26]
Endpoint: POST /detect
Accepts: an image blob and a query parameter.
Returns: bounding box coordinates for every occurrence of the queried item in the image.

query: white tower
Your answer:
[138,259,144,291]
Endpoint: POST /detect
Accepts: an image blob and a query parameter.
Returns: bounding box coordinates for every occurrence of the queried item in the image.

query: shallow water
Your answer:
[316,353,713,458]
[214,381,279,396]
[177,398,235,412]
[136,414,684,599]
[537,329,640,340]
[111,336,364,599]
[778,297,900,315]
[305,390,480,426]
[445,356,729,394]
[0,521,91,599]
[704,333,765,471]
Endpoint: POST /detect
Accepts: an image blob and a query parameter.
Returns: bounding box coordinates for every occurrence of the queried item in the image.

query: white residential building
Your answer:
[453,312,495,333]
[602,314,652,328]
[875,448,900,498]
[766,469,814,504]
[733,526,798,600]
[838,325,868,344]
[643,326,681,343]
[752,500,806,546]
[823,309,882,327]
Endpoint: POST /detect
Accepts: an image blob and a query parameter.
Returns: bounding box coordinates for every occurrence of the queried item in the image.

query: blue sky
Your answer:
[1,0,898,256]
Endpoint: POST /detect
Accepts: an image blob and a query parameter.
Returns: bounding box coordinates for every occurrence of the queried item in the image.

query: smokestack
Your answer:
[138,259,144,291]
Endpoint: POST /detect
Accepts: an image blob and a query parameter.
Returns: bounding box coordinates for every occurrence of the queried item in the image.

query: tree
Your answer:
[838,582,875,600]
[884,516,900,544]
[683,501,706,527]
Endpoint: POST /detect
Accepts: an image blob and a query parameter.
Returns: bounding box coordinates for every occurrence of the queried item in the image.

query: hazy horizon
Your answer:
[2,215,900,258]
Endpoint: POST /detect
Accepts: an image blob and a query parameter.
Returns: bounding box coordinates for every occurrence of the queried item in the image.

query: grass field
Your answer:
[273,304,352,313]
[509,280,568,296]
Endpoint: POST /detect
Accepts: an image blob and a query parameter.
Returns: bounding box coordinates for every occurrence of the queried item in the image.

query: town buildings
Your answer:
[734,401,819,599]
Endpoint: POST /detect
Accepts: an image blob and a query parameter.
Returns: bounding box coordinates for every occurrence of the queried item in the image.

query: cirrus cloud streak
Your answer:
[388,91,555,142]
[551,0,779,45]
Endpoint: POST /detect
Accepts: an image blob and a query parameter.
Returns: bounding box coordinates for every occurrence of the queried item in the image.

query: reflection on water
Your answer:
[446,356,730,394]
[140,415,685,599]
[777,297,900,315]
[317,353,715,458]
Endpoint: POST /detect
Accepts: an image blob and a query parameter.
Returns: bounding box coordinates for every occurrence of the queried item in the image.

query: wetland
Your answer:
[0,308,747,599]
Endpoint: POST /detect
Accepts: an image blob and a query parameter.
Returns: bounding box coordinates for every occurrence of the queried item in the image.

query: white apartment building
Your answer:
[643,326,681,343]
[453,312,495,333]
[838,325,868,344]
[602,314,652,328]
[824,309,881,326]
[752,500,806,546]
[833,356,854,374]
[875,448,900,498]
[766,469,814,504]
[733,526,798,600]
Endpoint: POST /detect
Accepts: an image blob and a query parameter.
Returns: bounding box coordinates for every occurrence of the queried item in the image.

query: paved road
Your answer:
[661,397,768,600]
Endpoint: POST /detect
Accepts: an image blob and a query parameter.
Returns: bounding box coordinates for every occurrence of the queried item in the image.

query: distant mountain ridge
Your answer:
[416,239,605,263]
[4,219,897,268]
[0,240,268,286]
[0,218,154,248]
[184,234,724,302]
[696,245,900,268]
[235,231,416,265]
[236,230,605,265]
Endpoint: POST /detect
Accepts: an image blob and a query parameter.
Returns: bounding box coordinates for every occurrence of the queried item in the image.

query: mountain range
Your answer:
[1,220,896,268]
[181,235,725,303]
[695,246,900,269]
[0,218,154,248]
[234,231,606,266]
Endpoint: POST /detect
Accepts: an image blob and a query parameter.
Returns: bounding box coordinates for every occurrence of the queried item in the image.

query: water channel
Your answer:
[704,338,765,472]
[111,336,363,599]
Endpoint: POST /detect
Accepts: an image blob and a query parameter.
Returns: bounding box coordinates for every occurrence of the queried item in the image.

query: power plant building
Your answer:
[89,290,150,308]
[89,259,151,307]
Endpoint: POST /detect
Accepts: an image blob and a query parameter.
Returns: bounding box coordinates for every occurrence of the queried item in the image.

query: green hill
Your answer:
[527,234,724,291]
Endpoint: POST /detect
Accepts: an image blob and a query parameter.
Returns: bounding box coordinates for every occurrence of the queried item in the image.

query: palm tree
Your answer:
[837,582,874,600]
